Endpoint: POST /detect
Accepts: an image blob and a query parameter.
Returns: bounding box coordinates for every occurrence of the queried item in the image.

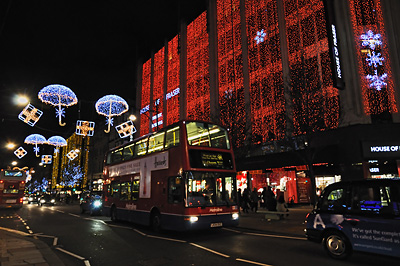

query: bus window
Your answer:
[106,152,112,165]
[112,148,124,163]
[209,124,230,149]
[132,178,140,200]
[135,138,148,156]
[148,132,165,154]
[123,143,135,160]
[111,182,120,198]
[186,122,210,147]
[165,126,180,149]
[168,176,183,204]
[120,182,131,201]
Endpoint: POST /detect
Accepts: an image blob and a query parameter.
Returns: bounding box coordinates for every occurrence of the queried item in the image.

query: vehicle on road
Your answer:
[27,194,39,204]
[305,178,400,260]
[0,169,26,208]
[80,191,103,215]
[103,120,239,231]
[38,194,56,206]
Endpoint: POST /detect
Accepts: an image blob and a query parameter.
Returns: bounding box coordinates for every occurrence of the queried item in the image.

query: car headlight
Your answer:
[232,213,239,220]
[28,197,33,201]
[40,199,46,203]
[189,216,199,223]
[50,199,55,203]
[93,200,102,208]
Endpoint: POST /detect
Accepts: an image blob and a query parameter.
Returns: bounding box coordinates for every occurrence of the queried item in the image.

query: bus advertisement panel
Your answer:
[0,169,26,208]
[103,120,239,231]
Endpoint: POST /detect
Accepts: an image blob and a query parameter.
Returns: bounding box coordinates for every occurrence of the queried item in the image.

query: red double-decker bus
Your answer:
[0,169,26,208]
[103,120,239,231]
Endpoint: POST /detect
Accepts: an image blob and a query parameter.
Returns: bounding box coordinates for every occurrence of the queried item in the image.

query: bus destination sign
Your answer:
[201,153,224,168]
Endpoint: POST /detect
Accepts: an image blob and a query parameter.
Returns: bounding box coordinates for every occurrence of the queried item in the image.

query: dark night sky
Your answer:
[0,0,206,169]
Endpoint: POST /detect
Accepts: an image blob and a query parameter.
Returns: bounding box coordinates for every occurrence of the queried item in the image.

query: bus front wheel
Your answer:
[150,211,161,232]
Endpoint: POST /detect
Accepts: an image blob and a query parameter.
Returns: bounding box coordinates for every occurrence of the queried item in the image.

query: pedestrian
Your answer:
[250,188,259,212]
[276,195,289,219]
[265,186,277,211]
[237,188,243,213]
[261,187,268,208]
[242,188,250,213]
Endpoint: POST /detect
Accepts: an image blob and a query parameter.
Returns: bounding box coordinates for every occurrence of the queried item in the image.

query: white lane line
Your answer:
[189,243,230,258]
[244,232,307,241]
[146,234,186,243]
[222,228,242,233]
[133,229,147,236]
[236,258,273,266]
[68,213,81,218]
[108,224,133,230]
[53,237,58,246]
[84,218,106,224]
[84,260,91,266]
[55,247,86,260]
[28,230,34,234]
[54,210,65,213]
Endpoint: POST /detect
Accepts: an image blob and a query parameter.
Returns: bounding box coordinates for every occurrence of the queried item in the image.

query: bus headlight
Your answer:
[189,216,199,223]
[93,200,102,208]
[232,213,239,220]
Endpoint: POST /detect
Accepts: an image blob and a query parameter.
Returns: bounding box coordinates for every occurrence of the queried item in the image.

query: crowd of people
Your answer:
[237,186,288,215]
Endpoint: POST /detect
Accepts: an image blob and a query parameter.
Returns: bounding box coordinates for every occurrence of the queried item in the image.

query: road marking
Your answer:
[222,228,242,233]
[236,258,273,266]
[84,218,106,224]
[68,213,81,218]
[244,232,307,241]
[133,229,147,236]
[28,230,34,234]
[53,237,58,246]
[189,243,230,258]
[84,260,91,266]
[55,247,86,260]
[108,224,133,230]
[55,210,65,213]
[147,234,186,243]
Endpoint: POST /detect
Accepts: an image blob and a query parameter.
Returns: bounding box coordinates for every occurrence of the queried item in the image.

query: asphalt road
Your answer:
[0,204,398,266]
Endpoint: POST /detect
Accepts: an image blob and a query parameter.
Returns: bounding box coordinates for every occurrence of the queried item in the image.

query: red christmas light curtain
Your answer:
[246,0,285,144]
[186,12,210,121]
[348,0,397,115]
[284,0,339,135]
[140,59,151,136]
[217,0,246,148]
[166,36,180,126]
[152,48,165,131]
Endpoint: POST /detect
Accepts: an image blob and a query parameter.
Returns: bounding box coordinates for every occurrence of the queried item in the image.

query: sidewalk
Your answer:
[0,228,64,266]
[237,205,313,237]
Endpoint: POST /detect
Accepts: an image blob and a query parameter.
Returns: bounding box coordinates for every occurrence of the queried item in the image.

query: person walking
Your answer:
[276,195,289,219]
[250,188,259,213]
[242,188,250,213]
[237,188,243,213]
[265,186,277,211]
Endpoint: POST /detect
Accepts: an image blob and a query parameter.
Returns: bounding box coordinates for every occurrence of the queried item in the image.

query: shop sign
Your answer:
[362,141,400,158]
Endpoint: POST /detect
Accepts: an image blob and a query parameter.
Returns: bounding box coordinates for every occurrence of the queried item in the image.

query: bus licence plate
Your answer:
[210,222,222,228]
[6,199,16,203]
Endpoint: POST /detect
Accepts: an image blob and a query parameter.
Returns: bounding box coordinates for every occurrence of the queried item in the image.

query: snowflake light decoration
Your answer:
[41,155,53,164]
[254,29,266,45]
[366,70,387,91]
[76,120,95,137]
[67,149,80,161]
[366,51,384,68]
[115,120,137,138]
[38,84,78,126]
[33,146,40,154]
[18,103,43,126]
[14,147,27,159]
[360,30,382,50]
[95,95,129,133]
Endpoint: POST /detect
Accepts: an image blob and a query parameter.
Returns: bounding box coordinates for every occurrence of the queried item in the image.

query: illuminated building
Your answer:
[135,0,400,203]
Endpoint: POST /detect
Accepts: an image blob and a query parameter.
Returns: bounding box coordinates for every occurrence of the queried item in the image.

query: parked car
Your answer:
[38,194,56,206]
[80,191,103,215]
[305,178,400,260]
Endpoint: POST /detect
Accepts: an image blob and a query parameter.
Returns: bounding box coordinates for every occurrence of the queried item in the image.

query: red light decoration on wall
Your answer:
[152,48,164,131]
[217,0,246,148]
[284,0,339,135]
[348,0,397,115]
[140,59,151,136]
[186,11,210,121]
[245,0,285,144]
[166,36,180,126]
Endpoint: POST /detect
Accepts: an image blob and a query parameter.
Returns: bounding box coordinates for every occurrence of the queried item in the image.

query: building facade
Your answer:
[135,0,400,203]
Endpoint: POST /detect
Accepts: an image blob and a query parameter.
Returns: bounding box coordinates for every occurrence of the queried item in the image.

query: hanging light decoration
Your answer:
[95,95,129,133]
